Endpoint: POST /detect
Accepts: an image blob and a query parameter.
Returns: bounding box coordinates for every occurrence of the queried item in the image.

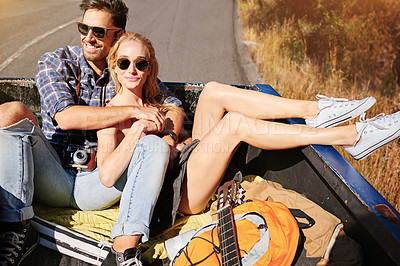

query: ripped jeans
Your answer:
[0,119,169,241]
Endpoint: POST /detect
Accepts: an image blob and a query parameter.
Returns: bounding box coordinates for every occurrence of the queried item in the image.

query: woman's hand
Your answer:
[137,119,160,134]
[132,104,165,133]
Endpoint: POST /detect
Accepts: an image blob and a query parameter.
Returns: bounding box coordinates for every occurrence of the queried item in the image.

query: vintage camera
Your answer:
[63,145,96,171]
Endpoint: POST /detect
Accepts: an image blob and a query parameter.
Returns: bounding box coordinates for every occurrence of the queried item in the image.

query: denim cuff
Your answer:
[111,223,149,242]
[0,206,34,222]
[0,118,35,132]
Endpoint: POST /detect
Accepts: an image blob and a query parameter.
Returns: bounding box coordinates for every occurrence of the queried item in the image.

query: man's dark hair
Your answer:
[80,0,129,29]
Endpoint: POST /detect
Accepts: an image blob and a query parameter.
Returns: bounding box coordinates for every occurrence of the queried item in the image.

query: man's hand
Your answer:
[161,134,179,169]
[169,145,180,169]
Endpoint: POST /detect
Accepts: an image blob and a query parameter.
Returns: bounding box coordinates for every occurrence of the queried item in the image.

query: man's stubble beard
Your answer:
[83,49,107,64]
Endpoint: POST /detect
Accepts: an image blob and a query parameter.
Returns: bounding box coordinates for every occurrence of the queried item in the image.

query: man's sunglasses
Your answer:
[77,22,122,39]
[117,58,149,71]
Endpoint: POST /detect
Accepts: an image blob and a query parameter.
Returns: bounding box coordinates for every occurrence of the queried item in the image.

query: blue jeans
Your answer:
[0,119,169,242]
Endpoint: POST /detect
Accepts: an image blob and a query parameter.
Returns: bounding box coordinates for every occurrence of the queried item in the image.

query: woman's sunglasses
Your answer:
[117,58,149,71]
[77,21,122,40]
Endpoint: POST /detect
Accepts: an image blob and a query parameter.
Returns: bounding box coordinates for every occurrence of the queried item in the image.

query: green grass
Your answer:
[238,0,400,211]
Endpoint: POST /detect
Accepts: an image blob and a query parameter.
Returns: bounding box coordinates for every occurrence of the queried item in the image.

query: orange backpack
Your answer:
[166,199,300,266]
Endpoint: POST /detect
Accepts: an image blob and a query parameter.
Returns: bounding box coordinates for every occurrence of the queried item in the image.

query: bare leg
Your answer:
[192,81,318,139]
[112,235,140,253]
[180,112,357,214]
[0,101,37,127]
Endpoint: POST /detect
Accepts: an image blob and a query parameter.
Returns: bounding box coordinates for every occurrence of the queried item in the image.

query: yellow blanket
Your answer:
[34,204,119,242]
[33,203,213,263]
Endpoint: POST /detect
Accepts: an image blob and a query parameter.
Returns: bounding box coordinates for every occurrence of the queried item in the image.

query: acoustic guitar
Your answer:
[216,180,244,266]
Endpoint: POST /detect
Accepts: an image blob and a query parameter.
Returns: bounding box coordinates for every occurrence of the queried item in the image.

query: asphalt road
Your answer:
[0,0,253,84]
[1,1,256,264]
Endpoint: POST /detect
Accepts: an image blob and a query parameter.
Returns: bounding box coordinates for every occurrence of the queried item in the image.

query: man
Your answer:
[0,0,183,265]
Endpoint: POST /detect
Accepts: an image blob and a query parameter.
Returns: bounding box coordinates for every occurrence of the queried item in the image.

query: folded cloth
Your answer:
[242,177,341,258]
[34,203,118,242]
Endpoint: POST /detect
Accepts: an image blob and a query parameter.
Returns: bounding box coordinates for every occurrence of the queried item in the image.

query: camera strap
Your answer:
[73,64,81,104]
[61,61,109,170]
[74,61,108,106]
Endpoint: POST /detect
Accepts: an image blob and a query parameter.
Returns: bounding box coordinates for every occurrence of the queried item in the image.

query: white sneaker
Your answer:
[305,94,376,128]
[345,112,400,160]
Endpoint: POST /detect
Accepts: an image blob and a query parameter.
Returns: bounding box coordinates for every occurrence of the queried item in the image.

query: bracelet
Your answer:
[165,131,178,142]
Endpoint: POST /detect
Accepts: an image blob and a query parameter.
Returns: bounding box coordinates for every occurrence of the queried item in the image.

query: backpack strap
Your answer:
[289,208,316,229]
[166,211,270,266]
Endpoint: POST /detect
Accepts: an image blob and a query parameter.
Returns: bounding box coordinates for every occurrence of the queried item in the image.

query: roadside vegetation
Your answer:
[238,0,400,210]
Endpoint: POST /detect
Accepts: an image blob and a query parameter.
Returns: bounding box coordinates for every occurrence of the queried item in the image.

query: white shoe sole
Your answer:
[316,96,376,128]
[346,128,400,160]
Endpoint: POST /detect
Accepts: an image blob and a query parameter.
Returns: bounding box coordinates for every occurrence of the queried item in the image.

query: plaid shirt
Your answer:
[35,45,182,157]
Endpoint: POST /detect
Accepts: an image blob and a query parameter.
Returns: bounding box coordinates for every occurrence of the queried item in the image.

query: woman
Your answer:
[100,32,400,264]
[97,32,184,265]
[177,82,399,214]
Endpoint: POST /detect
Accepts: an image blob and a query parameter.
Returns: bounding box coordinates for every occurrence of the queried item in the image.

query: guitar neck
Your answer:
[218,205,240,266]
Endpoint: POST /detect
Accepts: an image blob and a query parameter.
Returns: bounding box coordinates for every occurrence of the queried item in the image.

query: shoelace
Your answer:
[97,240,112,265]
[0,231,25,264]
[316,94,349,103]
[120,256,143,266]
[315,94,351,114]
[315,94,349,109]
[353,113,387,144]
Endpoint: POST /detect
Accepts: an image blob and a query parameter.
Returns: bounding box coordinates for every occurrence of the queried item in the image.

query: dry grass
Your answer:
[238,0,400,211]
